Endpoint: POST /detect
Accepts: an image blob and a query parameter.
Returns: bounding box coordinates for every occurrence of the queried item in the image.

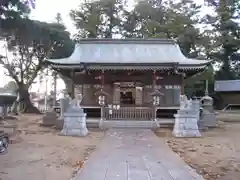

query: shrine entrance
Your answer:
[120,89,135,105]
[104,81,153,120]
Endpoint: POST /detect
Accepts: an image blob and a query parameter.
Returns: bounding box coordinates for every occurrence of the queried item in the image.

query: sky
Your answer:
[0,0,81,92]
[0,0,209,93]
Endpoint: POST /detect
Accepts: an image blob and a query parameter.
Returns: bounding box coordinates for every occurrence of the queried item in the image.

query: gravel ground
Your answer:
[0,114,105,180]
[155,121,240,180]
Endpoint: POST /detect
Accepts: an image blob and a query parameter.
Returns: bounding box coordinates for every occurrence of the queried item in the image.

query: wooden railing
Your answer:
[104,107,152,120]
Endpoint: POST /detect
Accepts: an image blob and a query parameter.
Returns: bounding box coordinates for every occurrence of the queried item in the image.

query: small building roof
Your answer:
[215,80,240,92]
[46,38,210,70]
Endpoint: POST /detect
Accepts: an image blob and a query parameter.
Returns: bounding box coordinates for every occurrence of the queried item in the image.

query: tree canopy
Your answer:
[0,19,74,113]
[70,0,205,58]
[203,0,240,80]
[70,0,240,96]
[0,0,35,36]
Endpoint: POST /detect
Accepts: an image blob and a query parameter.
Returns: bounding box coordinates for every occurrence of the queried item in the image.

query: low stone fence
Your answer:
[216,111,240,122]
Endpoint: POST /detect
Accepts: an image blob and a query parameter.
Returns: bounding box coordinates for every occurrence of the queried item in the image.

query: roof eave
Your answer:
[46,60,210,68]
[77,38,176,44]
[49,64,208,71]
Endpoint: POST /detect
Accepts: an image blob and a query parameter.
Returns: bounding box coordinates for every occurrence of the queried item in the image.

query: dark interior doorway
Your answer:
[120,91,135,105]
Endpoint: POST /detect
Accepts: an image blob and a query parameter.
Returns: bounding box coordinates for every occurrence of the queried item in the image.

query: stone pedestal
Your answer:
[173,96,201,137]
[60,99,88,137]
[41,111,57,126]
[201,95,216,128]
[55,119,64,129]
[173,110,201,137]
[201,112,216,127]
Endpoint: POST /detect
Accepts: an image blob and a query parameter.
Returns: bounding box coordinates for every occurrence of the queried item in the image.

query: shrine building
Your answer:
[46,39,210,125]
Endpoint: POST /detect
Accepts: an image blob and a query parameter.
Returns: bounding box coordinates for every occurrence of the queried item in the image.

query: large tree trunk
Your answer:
[17,86,41,114]
[61,75,73,97]
[11,101,18,115]
[216,55,235,80]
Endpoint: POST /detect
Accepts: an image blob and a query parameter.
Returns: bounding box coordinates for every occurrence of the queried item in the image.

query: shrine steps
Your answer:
[86,118,175,128]
[86,119,100,128]
[101,120,158,129]
[87,118,174,128]
[156,108,178,118]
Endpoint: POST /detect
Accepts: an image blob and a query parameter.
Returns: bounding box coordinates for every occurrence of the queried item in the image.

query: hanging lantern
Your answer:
[95,89,109,106]
[98,95,105,106]
[153,96,160,106]
[150,89,164,106]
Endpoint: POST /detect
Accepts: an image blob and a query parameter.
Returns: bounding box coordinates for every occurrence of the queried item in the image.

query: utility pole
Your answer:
[52,12,62,107]
[53,71,57,107]
[44,69,49,111]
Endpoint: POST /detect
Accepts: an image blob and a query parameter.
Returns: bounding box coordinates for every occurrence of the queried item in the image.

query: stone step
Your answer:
[85,118,175,128]
[86,121,99,128]
[101,121,158,128]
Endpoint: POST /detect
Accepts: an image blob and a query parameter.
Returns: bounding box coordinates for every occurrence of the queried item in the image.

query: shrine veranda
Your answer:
[46,39,210,121]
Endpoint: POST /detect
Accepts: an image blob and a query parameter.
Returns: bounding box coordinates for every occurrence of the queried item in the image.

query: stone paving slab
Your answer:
[76,129,204,180]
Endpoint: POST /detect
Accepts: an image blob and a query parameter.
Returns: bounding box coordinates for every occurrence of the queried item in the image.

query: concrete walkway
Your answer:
[76,129,204,180]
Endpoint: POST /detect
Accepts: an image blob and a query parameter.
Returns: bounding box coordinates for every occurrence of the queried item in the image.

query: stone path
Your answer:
[76,129,203,180]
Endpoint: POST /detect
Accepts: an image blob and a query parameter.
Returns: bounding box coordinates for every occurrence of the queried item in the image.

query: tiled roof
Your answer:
[215,80,240,92]
[46,38,210,69]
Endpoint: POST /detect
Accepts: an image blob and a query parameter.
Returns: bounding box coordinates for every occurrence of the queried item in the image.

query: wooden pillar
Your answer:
[113,82,120,104]
[81,82,84,97]
[135,82,143,105]
[152,70,156,120]
[102,70,105,88]
[181,73,184,95]
[152,70,156,89]
[71,70,75,99]
[100,69,105,121]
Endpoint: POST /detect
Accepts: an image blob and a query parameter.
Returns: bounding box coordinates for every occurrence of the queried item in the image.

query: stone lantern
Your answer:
[201,95,214,112]
[201,80,214,111]
[201,94,216,128]
[150,89,163,121]
[200,80,216,128]
[95,90,109,127]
